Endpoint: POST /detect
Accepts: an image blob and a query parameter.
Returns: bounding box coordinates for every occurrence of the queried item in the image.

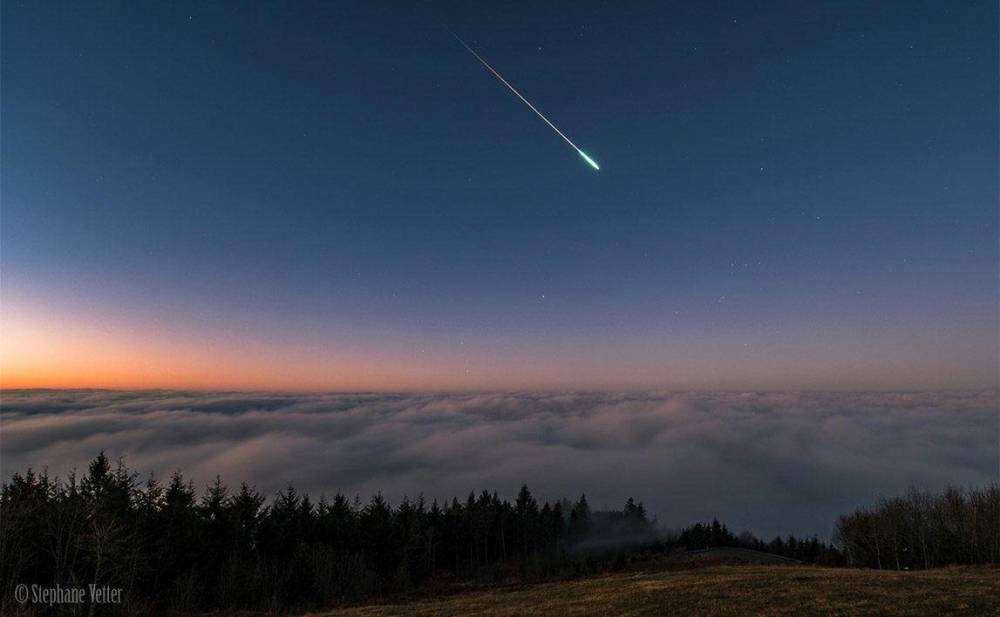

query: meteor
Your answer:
[450,31,600,171]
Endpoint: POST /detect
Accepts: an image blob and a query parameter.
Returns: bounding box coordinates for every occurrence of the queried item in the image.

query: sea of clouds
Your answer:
[1,390,996,538]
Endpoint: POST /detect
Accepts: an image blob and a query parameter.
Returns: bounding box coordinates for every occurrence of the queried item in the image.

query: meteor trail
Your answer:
[449,31,600,171]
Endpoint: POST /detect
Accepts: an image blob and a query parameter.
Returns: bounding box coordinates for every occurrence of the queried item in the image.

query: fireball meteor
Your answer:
[450,31,600,171]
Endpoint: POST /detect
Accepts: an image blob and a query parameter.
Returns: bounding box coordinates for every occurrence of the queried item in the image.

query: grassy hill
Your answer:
[308,564,1000,617]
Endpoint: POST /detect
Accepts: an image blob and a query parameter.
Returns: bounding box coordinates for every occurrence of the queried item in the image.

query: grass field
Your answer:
[308,565,1000,617]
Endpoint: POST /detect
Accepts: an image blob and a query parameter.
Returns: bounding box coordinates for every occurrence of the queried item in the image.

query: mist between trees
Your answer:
[1,453,995,615]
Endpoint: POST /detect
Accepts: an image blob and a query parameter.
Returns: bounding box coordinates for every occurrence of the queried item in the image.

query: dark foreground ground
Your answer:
[306,564,1000,617]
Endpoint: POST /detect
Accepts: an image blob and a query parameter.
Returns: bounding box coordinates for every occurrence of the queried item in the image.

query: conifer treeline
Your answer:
[0,453,662,613]
[4,453,992,614]
[669,519,840,564]
[834,485,1000,569]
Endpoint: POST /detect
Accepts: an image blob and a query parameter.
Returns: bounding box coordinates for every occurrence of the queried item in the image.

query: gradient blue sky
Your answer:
[2,1,997,390]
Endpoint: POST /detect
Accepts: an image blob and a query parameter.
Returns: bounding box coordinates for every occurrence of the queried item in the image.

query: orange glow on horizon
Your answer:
[0,303,459,392]
[4,296,996,393]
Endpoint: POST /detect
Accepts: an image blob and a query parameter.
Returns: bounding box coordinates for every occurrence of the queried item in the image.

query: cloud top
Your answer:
[2,389,996,538]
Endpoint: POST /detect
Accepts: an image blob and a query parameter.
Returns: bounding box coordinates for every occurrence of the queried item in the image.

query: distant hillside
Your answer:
[665,547,800,566]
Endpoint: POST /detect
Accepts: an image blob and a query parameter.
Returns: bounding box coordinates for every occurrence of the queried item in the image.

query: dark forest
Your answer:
[2,453,995,614]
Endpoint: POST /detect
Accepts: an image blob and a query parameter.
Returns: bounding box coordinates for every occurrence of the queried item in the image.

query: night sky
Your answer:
[3,1,997,390]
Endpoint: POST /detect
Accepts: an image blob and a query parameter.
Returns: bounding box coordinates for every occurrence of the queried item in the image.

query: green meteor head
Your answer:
[578,150,600,171]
